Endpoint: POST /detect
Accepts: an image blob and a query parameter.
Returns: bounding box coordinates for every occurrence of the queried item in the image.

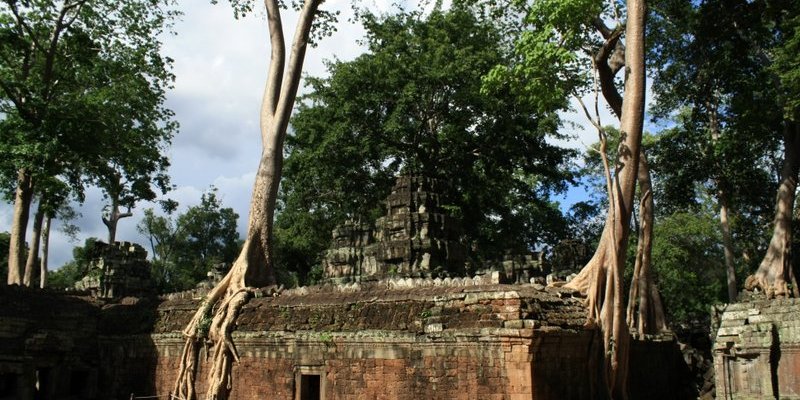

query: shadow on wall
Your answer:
[0,284,162,400]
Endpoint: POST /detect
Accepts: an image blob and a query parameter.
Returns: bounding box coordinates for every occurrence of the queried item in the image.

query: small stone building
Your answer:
[713,297,800,399]
[322,175,576,285]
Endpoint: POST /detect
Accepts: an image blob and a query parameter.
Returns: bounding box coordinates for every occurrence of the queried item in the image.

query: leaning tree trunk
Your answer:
[745,122,800,298]
[564,0,646,397]
[23,203,45,287]
[171,1,321,399]
[40,215,52,289]
[8,169,34,285]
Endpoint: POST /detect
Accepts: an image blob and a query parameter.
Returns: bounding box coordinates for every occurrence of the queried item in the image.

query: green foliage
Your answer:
[0,0,178,231]
[480,0,613,113]
[651,208,727,325]
[647,0,796,279]
[770,4,800,120]
[196,313,213,338]
[49,237,101,290]
[137,188,241,293]
[278,6,576,280]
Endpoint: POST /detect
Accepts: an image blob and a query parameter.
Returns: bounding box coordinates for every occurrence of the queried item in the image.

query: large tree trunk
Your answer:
[626,153,668,335]
[564,0,646,397]
[590,5,665,338]
[719,191,738,301]
[7,169,34,285]
[591,23,667,336]
[745,123,800,298]
[40,215,51,289]
[23,203,45,287]
[171,1,321,399]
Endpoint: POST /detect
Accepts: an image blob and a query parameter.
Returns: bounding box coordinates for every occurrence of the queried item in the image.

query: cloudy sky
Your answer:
[2,0,602,269]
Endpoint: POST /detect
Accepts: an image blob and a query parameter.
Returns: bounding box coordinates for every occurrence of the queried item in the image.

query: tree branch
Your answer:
[271,0,321,145]
[593,23,624,119]
[6,1,45,51]
[261,0,286,143]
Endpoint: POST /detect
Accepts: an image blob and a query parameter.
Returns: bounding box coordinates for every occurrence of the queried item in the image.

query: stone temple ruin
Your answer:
[74,241,154,298]
[13,175,795,399]
[712,295,800,398]
[322,175,585,285]
[322,176,467,282]
[0,278,694,400]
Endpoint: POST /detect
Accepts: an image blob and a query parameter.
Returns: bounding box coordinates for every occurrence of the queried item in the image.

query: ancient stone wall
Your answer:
[0,282,692,399]
[0,286,101,400]
[713,297,800,399]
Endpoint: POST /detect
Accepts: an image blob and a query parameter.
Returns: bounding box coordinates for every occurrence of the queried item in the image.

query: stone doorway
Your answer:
[295,366,325,400]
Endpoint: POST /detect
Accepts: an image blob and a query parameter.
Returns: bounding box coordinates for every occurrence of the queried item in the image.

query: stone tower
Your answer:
[75,241,154,298]
[322,175,466,282]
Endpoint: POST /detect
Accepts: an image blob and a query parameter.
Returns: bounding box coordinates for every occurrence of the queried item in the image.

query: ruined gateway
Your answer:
[0,177,694,400]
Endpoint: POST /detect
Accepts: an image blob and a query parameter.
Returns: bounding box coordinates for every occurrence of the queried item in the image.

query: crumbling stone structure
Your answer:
[0,286,101,400]
[323,176,592,286]
[713,296,800,399]
[323,176,466,282]
[75,241,154,298]
[0,280,692,400]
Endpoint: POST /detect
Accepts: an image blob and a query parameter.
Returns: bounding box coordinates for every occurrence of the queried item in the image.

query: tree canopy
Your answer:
[277,6,577,280]
[0,0,178,284]
[137,188,241,293]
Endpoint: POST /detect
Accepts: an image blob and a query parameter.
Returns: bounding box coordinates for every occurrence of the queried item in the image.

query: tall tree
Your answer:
[648,0,787,301]
[0,0,178,285]
[171,1,336,399]
[483,0,648,395]
[279,6,575,279]
[746,2,800,298]
[138,190,240,293]
[19,176,72,287]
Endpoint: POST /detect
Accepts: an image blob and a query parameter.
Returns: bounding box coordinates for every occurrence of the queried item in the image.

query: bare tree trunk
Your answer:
[171,1,321,399]
[592,11,667,337]
[8,169,34,285]
[23,203,45,287]
[40,215,51,289]
[102,201,133,245]
[626,153,668,335]
[719,192,738,301]
[565,1,646,397]
[745,122,800,298]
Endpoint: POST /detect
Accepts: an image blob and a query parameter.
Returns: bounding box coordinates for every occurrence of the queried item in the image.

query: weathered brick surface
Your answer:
[0,283,692,399]
[714,297,800,399]
[116,332,538,400]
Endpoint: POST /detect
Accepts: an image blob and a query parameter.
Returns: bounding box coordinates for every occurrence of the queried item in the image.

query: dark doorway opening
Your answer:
[34,368,51,400]
[299,374,320,400]
[69,370,88,397]
[0,373,18,399]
